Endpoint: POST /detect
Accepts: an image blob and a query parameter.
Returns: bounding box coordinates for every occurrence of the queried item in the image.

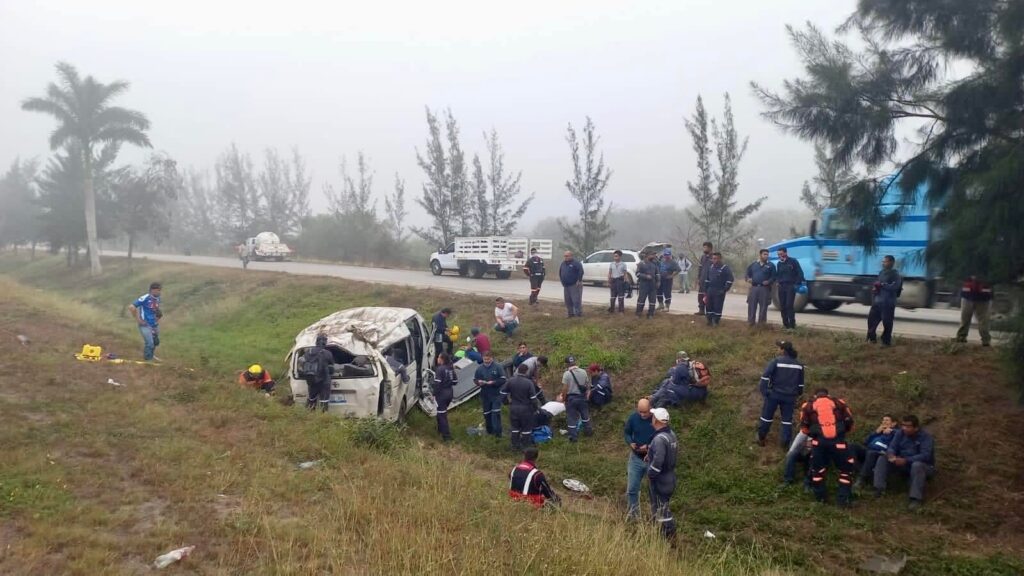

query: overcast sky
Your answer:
[1,0,856,226]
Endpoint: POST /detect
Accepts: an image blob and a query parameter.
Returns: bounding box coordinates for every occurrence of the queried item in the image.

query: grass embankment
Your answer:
[0,254,1022,575]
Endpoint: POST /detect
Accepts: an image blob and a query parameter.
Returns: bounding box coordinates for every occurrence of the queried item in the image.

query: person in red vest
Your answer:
[799,388,855,507]
[956,276,994,346]
[508,447,561,508]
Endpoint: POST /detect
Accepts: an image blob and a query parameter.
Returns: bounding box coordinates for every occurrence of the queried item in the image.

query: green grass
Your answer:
[1,253,1023,575]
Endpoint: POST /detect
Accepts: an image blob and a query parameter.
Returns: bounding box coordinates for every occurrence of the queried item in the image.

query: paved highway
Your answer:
[108,251,974,342]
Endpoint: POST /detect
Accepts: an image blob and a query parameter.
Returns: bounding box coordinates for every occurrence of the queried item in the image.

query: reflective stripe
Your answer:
[650,465,661,473]
[522,468,539,495]
[657,516,674,523]
[436,409,447,414]
[777,363,803,370]
[760,377,770,381]
[759,417,773,423]
[781,421,792,426]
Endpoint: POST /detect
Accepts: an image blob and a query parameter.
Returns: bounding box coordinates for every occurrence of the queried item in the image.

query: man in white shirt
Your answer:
[493,297,521,337]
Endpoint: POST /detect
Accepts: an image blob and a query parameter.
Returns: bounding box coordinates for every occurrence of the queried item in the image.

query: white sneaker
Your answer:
[151,355,163,362]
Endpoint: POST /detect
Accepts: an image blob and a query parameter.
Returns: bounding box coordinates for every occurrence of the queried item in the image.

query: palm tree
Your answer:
[22,62,151,275]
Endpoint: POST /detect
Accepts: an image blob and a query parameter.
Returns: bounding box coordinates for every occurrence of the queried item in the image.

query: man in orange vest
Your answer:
[508,447,560,508]
[238,364,276,395]
[799,388,855,507]
[956,276,993,346]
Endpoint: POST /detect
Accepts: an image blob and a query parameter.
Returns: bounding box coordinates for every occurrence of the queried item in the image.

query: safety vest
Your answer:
[509,462,546,508]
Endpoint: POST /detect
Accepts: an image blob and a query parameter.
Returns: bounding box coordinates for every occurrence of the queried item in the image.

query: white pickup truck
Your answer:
[429,237,553,279]
[237,232,293,265]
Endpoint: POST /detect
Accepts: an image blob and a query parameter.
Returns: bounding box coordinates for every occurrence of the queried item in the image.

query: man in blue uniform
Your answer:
[559,251,585,318]
[756,341,805,448]
[523,247,546,305]
[703,253,733,326]
[745,249,776,326]
[695,242,713,315]
[474,351,507,437]
[867,255,902,346]
[775,247,805,329]
[656,249,681,311]
[635,251,660,318]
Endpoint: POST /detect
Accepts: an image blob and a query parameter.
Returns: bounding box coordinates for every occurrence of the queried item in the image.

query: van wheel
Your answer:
[430,260,443,276]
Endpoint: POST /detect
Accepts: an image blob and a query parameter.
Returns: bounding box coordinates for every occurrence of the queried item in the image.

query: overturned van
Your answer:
[288,307,480,420]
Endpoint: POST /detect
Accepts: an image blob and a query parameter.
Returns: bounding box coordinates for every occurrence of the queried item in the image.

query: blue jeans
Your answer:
[626,452,649,518]
[138,324,156,360]
[493,319,519,337]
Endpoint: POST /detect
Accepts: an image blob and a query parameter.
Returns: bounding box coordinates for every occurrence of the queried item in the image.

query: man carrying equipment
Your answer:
[238,364,276,395]
[799,388,856,506]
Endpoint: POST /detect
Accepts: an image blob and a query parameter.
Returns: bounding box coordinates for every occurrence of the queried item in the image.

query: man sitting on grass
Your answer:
[872,414,935,510]
[508,447,561,508]
[493,297,520,337]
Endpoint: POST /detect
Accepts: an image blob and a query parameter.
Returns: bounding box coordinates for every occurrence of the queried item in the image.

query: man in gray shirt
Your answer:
[607,249,628,314]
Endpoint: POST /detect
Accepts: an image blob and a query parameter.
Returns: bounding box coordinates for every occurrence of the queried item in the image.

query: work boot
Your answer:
[657,302,664,310]
[908,499,923,511]
[665,303,671,311]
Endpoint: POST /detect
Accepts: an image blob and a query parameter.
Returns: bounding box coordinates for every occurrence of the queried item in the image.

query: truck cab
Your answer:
[768,178,939,313]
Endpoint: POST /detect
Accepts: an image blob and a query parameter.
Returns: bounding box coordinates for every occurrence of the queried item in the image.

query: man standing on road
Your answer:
[501,363,544,450]
[130,282,163,362]
[704,252,734,327]
[493,297,520,337]
[608,249,628,314]
[561,356,593,442]
[695,242,713,315]
[956,275,994,346]
[867,255,903,346]
[635,251,660,318]
[475,351,507,438]
[746,249,776,326]
[647,407,679,539]
[678,253,693,294]
[657,249,681,311]
[624,398,655,521]
[432,308,454,362]
[523,247,546,306]
[559,251,585,318]
[775,247,805,329]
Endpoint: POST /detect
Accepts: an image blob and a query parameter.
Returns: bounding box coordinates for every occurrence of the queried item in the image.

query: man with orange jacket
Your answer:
[799,388,855,507]
[238,364,276,395]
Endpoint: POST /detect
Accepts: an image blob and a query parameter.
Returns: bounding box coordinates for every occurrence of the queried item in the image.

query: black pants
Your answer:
[697,287,706,314]
[509,405,536,449]
[810,437,854,504]
[433,339,452,363]
[566,394,592,440]
[657,278,674,307]
[867,303,896,344]
[706,292,725,325]
[306,378,330,411]
[609,277,626,312]
[778,283,797,328]
[636,281,656,316]
[529,276,544,304]
[435,387,453,440]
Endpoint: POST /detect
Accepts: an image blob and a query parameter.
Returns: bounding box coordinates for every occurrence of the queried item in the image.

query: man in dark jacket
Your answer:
[647,407,679,539]
[587,363,613,407]
[509,447,560,508]
[501,364,544,450]
[635,252,660,318]
[956,276,994,346]
[872,414,935,510]
[704,252,734,326]
[474,351,507,437]
[559,251,585,317]
[799,388,855,506]
[432,352,456,441]
[650,351,706,407]
[695,241,713,315]
[656,249,681,311]
[757,341,805,448]
[523,247,547,305]
[854,415,896,489]
[775,247,804,329]
[867,255,903,346]
[304,334,335,413]
[432,308,454,362]
[745,249,776,326]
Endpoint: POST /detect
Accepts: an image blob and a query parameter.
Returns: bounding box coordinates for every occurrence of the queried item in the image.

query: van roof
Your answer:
[292,307,421,356]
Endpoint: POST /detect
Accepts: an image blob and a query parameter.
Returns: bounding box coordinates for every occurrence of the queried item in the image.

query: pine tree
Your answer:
[384,174,408,243]
[801,144,856,217]
[558,117,613,256]
[484,129,533,235]
[469,154,490,235]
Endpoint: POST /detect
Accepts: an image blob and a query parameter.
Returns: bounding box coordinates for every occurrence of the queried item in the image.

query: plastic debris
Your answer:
[859,555,907,574]
[154,546,195,569]
[562,478,590,493]
[465,424,485,436]
[297,460,322,470]
[704,530,716,539]
[17,334,31,346]
[107,378,123,387]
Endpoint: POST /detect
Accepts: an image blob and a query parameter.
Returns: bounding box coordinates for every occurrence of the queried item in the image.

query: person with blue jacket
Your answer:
[587,363,613,407]
[656,249,681,311]
[623,398,656,521]
[745,249,776,326]
[559,251,585,318]
[854,415,896,488]
[866,255,903,346]
[474,351,507,437]
[650,351,706,407]
[872,414,935,510]
[130,282,163,361]
[757,341,805,448]
[647,407,679,539]
[775,247,805,329]
[703,252,734,326]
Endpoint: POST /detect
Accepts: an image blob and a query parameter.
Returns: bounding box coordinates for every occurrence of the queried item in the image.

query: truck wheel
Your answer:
[496,271,512,279]
[430,260,443,276]
[457,264,469,277]
[811,299,842,312]
[469,262,486,279]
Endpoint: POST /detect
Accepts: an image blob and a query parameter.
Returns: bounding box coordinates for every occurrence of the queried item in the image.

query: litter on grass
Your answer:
[297,460,322,470]
[154,545,195,569]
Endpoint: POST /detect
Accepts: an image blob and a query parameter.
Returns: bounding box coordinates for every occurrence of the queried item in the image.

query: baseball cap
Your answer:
[651,407,670,422]
[662,248,673,256]
[676,351,689,361]
[564,355,577,365]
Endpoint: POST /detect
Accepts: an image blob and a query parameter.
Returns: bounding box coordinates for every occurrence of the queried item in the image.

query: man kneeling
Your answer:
[238,364,276,396]
[509,447,561,508]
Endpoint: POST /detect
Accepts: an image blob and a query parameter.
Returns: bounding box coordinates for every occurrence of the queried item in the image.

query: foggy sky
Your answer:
[1,0,856,226]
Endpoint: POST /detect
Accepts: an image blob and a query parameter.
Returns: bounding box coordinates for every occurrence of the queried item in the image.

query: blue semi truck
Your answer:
[767,179,954,313]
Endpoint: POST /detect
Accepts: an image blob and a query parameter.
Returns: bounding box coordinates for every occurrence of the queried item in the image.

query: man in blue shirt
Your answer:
[745,249,776,326]
[623,398,655,521]
[656,249,681,311]
[558,251,585,318]
[130,282,162,361]
[872,414,935,510]
[474,351,507,438]
[703,252,734,326]
[867,255,903,346]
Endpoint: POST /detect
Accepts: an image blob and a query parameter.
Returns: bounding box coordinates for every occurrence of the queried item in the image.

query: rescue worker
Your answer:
[866,255,902,346]
[650,351,707,407]
[775,247,804,329]
[694,242,713,315]
[469,327,491,355]
[678,253,693,294]
[608,249,628,314]
[493,297,520,337]
[647,407,678,539]
[635,251,660,318]
[523,247,546,305]
[587,363,613,407]
[657,249,681,311]
[509,447,561,508]
[757,340,805,448]
[559,251,585,318]
[703,252,734,326]
[432,308,454,362]
[238,364,276,395]
[624,398,655,521]
[432,352,456,441]
[304,334,335,413]
[130,281,163,362]
[872,414,935,510]
[956,275,994,346]
[501,364,544,450]
[520,354,549,382]
[799,388,856,506]
[745,248,776,326]
[561,356,593,442]
[474,350,506,437]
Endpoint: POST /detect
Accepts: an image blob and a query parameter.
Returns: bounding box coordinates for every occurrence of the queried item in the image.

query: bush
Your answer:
[545,326,630,371]
[892,371,926,408]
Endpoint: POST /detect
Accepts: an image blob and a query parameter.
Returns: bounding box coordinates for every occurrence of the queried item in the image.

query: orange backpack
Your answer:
[809,396,849,439]
[690,361,711,387]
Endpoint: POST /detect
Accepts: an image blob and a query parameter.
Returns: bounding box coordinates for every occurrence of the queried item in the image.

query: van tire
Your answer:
[430,260,443,276]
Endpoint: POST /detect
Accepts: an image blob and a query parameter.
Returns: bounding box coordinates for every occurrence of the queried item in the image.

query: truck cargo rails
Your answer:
[429,237,553,279]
